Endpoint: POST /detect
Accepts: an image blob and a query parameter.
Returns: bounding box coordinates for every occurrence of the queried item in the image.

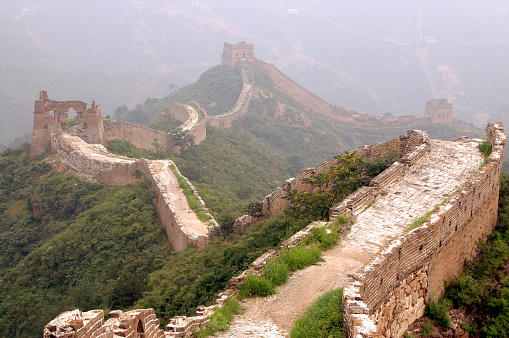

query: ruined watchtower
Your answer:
[30,91,106,158]
[424,99,453,124]
[221,41,255,68]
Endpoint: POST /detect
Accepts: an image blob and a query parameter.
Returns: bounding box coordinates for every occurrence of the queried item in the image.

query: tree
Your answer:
[168,83,179,93]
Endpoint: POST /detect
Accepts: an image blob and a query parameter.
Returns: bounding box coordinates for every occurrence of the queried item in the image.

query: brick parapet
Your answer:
[265,130,428,217]
[343,123,505,337]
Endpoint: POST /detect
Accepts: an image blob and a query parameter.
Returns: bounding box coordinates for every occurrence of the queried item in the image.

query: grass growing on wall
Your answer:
[405,210,434,233]
[291,288,344,338]
[170,164,212,223]
[195,299,243,337]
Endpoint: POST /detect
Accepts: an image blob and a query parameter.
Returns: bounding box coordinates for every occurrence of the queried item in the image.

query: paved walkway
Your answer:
[215,139,483,337]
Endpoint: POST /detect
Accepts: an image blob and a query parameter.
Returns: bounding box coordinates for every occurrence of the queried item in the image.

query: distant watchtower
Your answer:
[424,99,453,124]
[221,41,255,68]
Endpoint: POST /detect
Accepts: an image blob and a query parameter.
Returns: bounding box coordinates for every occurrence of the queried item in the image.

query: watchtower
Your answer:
[221,41,255,68]
[424,99,453,124]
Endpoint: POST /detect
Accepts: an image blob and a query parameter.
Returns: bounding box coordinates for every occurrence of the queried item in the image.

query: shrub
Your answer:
[239,273,274,298]
[291,288,344,338]
[478,139,492,161]
[424,297,451,328]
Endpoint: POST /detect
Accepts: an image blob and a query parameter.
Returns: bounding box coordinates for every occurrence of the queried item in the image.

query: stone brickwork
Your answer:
[103,120,178,153]
[30,90,103,158]
[44,308,164,338]
[343,123,506,338]
[262,130,429,216]
[221,41,255,68]
[424,99,453,124]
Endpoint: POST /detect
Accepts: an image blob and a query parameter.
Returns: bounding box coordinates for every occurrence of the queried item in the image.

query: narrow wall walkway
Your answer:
[151,160,209,238]
[216,139,483,337]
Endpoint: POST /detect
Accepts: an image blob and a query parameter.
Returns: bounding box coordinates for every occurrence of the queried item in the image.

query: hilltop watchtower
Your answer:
[424,99,453,124]
[221,41,254,68]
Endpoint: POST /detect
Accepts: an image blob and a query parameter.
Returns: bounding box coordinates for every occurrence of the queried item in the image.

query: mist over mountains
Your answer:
[1,0,508,145]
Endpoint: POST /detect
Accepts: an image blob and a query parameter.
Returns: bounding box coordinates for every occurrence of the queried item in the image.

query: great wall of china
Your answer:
[38,42,505,337]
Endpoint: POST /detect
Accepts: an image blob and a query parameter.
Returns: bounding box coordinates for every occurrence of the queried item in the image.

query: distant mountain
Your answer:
[1,0,507,145]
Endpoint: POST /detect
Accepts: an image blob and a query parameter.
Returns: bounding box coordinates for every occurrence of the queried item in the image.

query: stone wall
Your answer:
[262,130,429,216]
[44,308,164,338]
[78,101,106,146]
[343,123,506,338]
[103,120,178,153]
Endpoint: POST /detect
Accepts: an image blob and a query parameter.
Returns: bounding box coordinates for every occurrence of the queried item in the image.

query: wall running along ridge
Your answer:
[207,59,255,128]
[342,123,506,338]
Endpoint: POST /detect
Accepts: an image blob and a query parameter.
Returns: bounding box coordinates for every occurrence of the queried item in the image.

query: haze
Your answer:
[1,0,508,147]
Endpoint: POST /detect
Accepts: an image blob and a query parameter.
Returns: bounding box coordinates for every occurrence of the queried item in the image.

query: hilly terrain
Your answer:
[0,61,491,337]
[1,1,508,148]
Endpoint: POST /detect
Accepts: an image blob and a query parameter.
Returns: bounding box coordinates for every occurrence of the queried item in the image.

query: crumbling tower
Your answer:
[30,91,106,158]
[221,41,255,68]
[424,99,453,124]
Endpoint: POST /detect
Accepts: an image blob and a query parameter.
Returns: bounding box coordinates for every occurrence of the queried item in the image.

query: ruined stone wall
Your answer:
[261,130,428,215]
[343,123,506,338]
[78,102,106,147]
[52,134,209,251]
[103,120,177,153]
[30,108,62,158]
[44,308,164,338]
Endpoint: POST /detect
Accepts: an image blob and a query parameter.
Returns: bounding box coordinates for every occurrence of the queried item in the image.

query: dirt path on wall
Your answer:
[215,243,373,337]
[151,161,208,237]
[215,139,484,337]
